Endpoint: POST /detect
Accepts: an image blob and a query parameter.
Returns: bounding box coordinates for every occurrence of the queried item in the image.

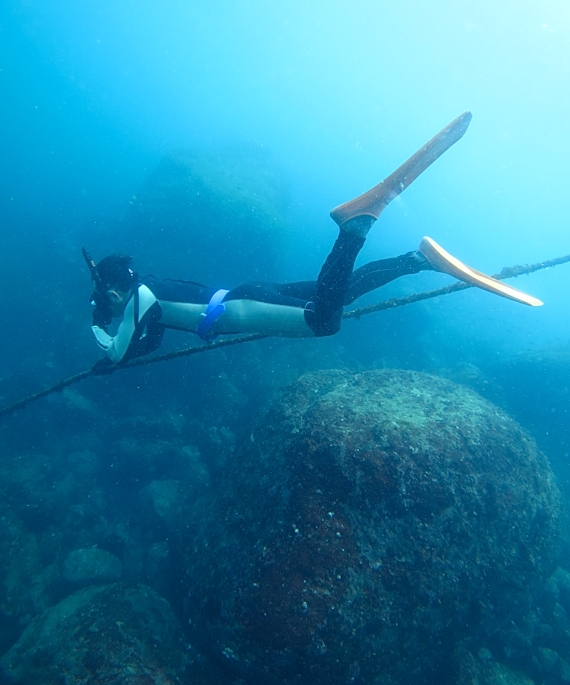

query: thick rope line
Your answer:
[1,252,569,419]
[344,252,570,319]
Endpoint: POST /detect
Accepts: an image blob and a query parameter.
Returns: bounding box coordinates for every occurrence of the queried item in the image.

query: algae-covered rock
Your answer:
[552,566,570,609]
[62,548,122,586]
[454,647,535,685]
[0,511,54,655]
[127,146,290,284]
[182,369,560,685]
[0,583,195,685]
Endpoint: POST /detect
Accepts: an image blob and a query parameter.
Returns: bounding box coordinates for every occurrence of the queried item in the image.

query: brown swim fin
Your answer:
[419,236,544,307]
[330,111,472,229]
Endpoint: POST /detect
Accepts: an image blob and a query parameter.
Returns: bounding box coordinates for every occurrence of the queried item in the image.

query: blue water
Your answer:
[1,0,569,681]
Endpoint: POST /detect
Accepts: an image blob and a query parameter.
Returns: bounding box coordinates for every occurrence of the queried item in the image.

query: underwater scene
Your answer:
[1,2,570,684]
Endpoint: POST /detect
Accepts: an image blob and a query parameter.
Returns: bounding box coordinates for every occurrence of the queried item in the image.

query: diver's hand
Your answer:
[91,325,113,349]
[91,358,116,376]
[92,307,111,329]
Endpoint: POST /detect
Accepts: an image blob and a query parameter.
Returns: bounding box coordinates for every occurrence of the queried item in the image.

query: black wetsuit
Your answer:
[91,232,428,364]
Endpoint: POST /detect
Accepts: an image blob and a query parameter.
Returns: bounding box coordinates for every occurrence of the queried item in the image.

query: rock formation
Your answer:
[1,584,196,685]
[126,146,291,284]
[181,369,561,685]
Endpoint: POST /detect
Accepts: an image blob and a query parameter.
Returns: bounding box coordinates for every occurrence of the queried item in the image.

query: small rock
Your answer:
[560,658,570,682]
[144,479,184,526]
[536,622,553,640]
[544,575,560,609]
[484,662,535,685]
[538,647,560,672]
[553,567,570,610]
[553,602,570,631]
[63,548,122,586]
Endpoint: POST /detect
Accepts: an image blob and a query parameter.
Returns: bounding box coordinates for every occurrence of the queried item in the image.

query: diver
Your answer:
[83,112,542,374]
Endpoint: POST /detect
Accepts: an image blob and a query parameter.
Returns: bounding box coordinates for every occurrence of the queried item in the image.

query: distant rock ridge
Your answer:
[125,146,291,285]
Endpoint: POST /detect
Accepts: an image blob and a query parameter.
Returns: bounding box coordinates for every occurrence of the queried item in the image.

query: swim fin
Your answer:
[330,111,472,233]
[419,236,543,307]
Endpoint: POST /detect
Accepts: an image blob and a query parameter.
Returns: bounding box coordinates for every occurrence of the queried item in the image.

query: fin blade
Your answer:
[419,236,544,307]
[330,111,473,228]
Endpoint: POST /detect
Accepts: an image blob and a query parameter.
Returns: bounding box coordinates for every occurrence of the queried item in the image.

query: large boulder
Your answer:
[181,369,561,685]
[0,584,197,685]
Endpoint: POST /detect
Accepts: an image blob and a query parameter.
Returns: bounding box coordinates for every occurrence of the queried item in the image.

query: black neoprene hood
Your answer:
[95,254,134,291]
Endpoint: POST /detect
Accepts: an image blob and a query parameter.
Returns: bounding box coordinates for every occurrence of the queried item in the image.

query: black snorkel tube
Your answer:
[81,247,113,329]
[81,247,103,290]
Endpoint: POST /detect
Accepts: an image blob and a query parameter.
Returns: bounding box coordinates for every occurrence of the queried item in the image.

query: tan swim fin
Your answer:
[419,236,543,307]
[330,111,473,229]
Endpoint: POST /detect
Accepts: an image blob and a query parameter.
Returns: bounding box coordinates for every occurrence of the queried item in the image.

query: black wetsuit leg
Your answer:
[304,230,366,336]
[305,229,431,335]
[345,251,429,305]
[223,230,366,337]
[223,236,430,338]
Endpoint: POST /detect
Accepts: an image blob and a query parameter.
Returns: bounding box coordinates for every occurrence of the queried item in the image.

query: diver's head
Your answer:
[94,254,135,317]
[82,250,136,320]
[95,254,134,291]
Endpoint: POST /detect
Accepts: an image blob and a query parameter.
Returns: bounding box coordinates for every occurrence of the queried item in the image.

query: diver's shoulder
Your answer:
[137,282,159,312]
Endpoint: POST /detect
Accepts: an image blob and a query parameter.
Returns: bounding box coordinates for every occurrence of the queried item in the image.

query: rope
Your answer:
[1,252,569,419]
[344,252,570,319]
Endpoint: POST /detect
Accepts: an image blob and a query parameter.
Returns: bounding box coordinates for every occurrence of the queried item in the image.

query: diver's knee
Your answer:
[304,304,342,337]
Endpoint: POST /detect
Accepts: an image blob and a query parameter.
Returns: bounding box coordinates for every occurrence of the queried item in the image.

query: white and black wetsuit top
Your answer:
[91,276,318,364]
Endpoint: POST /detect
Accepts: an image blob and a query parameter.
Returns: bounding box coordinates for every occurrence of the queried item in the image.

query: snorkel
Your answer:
[81,247,113,329]
[81,247,103,289]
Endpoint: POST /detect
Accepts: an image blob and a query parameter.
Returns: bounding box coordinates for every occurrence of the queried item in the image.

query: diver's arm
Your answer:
[91,285,159,364]
[119,317,164,362]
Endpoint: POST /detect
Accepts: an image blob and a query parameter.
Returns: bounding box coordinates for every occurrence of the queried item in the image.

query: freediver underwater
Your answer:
[82,112,542,375]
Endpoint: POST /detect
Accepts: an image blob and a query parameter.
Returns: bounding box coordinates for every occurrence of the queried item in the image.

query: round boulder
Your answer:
[182,369,561,685]
[1,584,196,685]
